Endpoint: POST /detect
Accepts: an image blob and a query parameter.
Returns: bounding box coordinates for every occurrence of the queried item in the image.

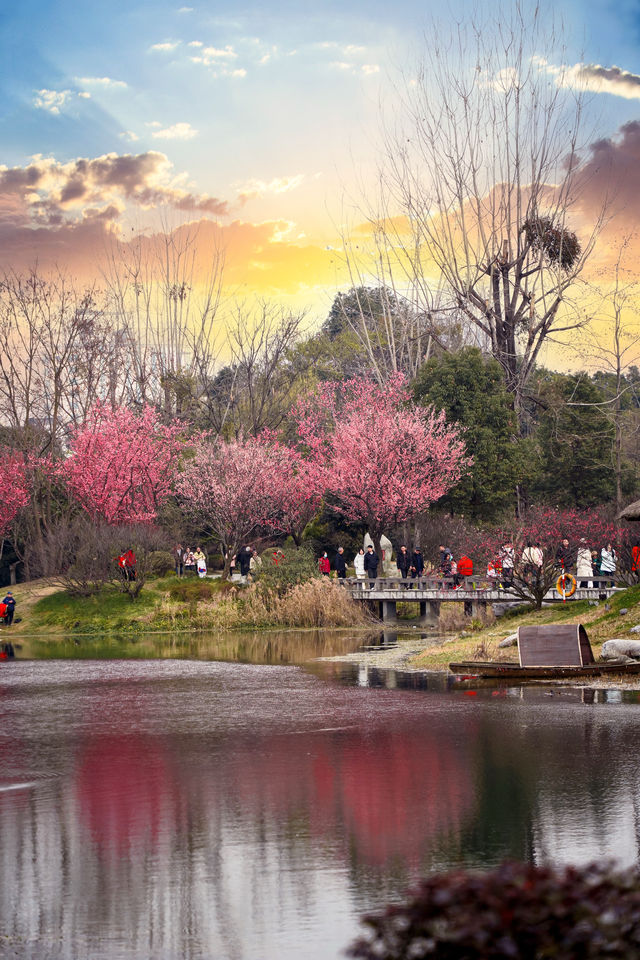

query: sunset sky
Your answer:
[2,0,640,341]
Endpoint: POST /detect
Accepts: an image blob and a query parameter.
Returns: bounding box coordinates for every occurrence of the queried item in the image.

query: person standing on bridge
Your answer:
[555,538,572,572]
[364,544,379,588]
[396,545,411,581]
[500,543,514,587]
[354,548,366,580]
[438,545,450,571]
[457,554,473,586]
[600,543,617,586]
[577,539,593,588]
[334,546,347,580]
[410,547,425,582]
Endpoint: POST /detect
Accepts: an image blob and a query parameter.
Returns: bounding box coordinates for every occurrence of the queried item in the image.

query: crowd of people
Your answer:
[315,537,625,589]
[173,544,208,578]
[317,543,474,587]
[167,536,627,591]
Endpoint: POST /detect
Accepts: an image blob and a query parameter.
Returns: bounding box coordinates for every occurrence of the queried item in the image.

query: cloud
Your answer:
[533,56,640,101]
[74,76,128,89]
[578,63,640,100]
[178,6,193,11]
[361,64,379,75]
[190,44,237,65]
[119,130,140,142]
[188,40,203,47]
[150,41,180,52]
[237,174,305,202]
[151,122,198,140]
[0,210,337,301]
[0,151,228,241]
[33,89,73,114]
[574,121,640,223]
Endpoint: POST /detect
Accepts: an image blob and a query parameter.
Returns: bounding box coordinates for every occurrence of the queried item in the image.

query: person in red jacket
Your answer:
[318,553,331,575]
[457,555,473,580]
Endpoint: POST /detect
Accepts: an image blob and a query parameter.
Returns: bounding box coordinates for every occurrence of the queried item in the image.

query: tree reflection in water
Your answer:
[1,658,640,959]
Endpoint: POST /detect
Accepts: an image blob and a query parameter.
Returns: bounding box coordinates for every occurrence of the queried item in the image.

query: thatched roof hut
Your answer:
[618,499,640,521]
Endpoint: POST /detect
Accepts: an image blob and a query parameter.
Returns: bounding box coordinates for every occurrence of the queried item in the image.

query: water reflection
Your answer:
[26,627,377,664]
[1,657,640,959]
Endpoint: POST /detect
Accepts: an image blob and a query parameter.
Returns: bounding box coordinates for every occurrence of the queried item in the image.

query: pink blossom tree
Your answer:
[65,403,183,524]
[0,449,31,538]
[292,375,470,563]
[259,440,323,545]
[479,507,618,608]
[176,434,316,579]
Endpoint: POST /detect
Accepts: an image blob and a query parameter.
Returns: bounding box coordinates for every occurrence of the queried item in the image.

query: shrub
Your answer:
[148,550,175,577]
[168,579,219,603]
[256,546,320,595]
[348,860,640,960]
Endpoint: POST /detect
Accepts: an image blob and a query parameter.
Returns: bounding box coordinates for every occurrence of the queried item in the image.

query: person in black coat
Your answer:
[2,591,16,625]
[396,545,411,580]
[363,545,379,587]
[334,546,347,579]
[238,546,252,579]
[410,548,425,579]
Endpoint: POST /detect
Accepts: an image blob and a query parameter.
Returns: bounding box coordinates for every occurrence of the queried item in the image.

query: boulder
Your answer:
[619,608,629,616]
[498,633,518,648]
[601,639,640,661]
[630,625,640,634]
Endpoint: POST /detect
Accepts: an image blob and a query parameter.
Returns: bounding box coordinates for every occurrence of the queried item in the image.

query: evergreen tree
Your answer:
[529,373,615,509]
[413,348,524,519]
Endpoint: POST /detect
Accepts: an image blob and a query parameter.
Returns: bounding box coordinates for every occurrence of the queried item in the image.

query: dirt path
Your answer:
[1,579,60,637]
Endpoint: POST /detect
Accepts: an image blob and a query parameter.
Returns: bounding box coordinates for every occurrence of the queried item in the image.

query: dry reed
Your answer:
[154,578,372,630]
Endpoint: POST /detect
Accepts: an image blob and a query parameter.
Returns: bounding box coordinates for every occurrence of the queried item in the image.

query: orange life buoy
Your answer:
[556,573,577,598]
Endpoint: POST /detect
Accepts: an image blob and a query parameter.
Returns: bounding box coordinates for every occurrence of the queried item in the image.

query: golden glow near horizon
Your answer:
[2,0,640,360]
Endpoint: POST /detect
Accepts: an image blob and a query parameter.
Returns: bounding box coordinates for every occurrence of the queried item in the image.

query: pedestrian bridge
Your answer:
[337,576,618,623]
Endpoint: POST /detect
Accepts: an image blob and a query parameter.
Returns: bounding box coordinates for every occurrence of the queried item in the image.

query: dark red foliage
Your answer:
[348,860,640,959]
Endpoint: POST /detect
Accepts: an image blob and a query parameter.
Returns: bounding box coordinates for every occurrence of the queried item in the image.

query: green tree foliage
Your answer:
[257,546,320,595]
[528,372,617,509]
[293,286,456,385]
[412,348,524,519]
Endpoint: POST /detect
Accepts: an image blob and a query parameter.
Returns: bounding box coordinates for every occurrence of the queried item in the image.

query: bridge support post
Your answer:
[417,600,440,624]
[471,600,487,619]
[381,600,397,622]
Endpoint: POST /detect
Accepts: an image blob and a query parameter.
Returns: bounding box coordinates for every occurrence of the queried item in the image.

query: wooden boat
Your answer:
[448,660,640,680]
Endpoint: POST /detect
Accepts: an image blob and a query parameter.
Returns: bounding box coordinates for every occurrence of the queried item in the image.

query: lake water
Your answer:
[2,634,640,959]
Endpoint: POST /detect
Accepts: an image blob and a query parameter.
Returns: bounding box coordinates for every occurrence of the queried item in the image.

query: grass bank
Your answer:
[3,573,373,647]
[410,586,640,670]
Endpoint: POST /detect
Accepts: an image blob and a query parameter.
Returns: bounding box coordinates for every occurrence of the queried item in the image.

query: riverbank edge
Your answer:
[0,575,375,642]
[320,584,640,688]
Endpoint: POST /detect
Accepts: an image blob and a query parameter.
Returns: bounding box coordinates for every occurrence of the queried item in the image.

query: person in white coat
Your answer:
[576,539,593,587]
[600,543,617,585]
[354,548,366,580]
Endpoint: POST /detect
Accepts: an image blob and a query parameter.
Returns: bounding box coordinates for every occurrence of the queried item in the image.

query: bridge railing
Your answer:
[337,576,616,594]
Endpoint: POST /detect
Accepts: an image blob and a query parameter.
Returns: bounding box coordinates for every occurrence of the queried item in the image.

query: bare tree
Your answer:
[103,216,224,414]
[334,212,490,385]
[0,269,114,452]
[200,301,307,437]
[360,2,606,414]
[570,235,640,514]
